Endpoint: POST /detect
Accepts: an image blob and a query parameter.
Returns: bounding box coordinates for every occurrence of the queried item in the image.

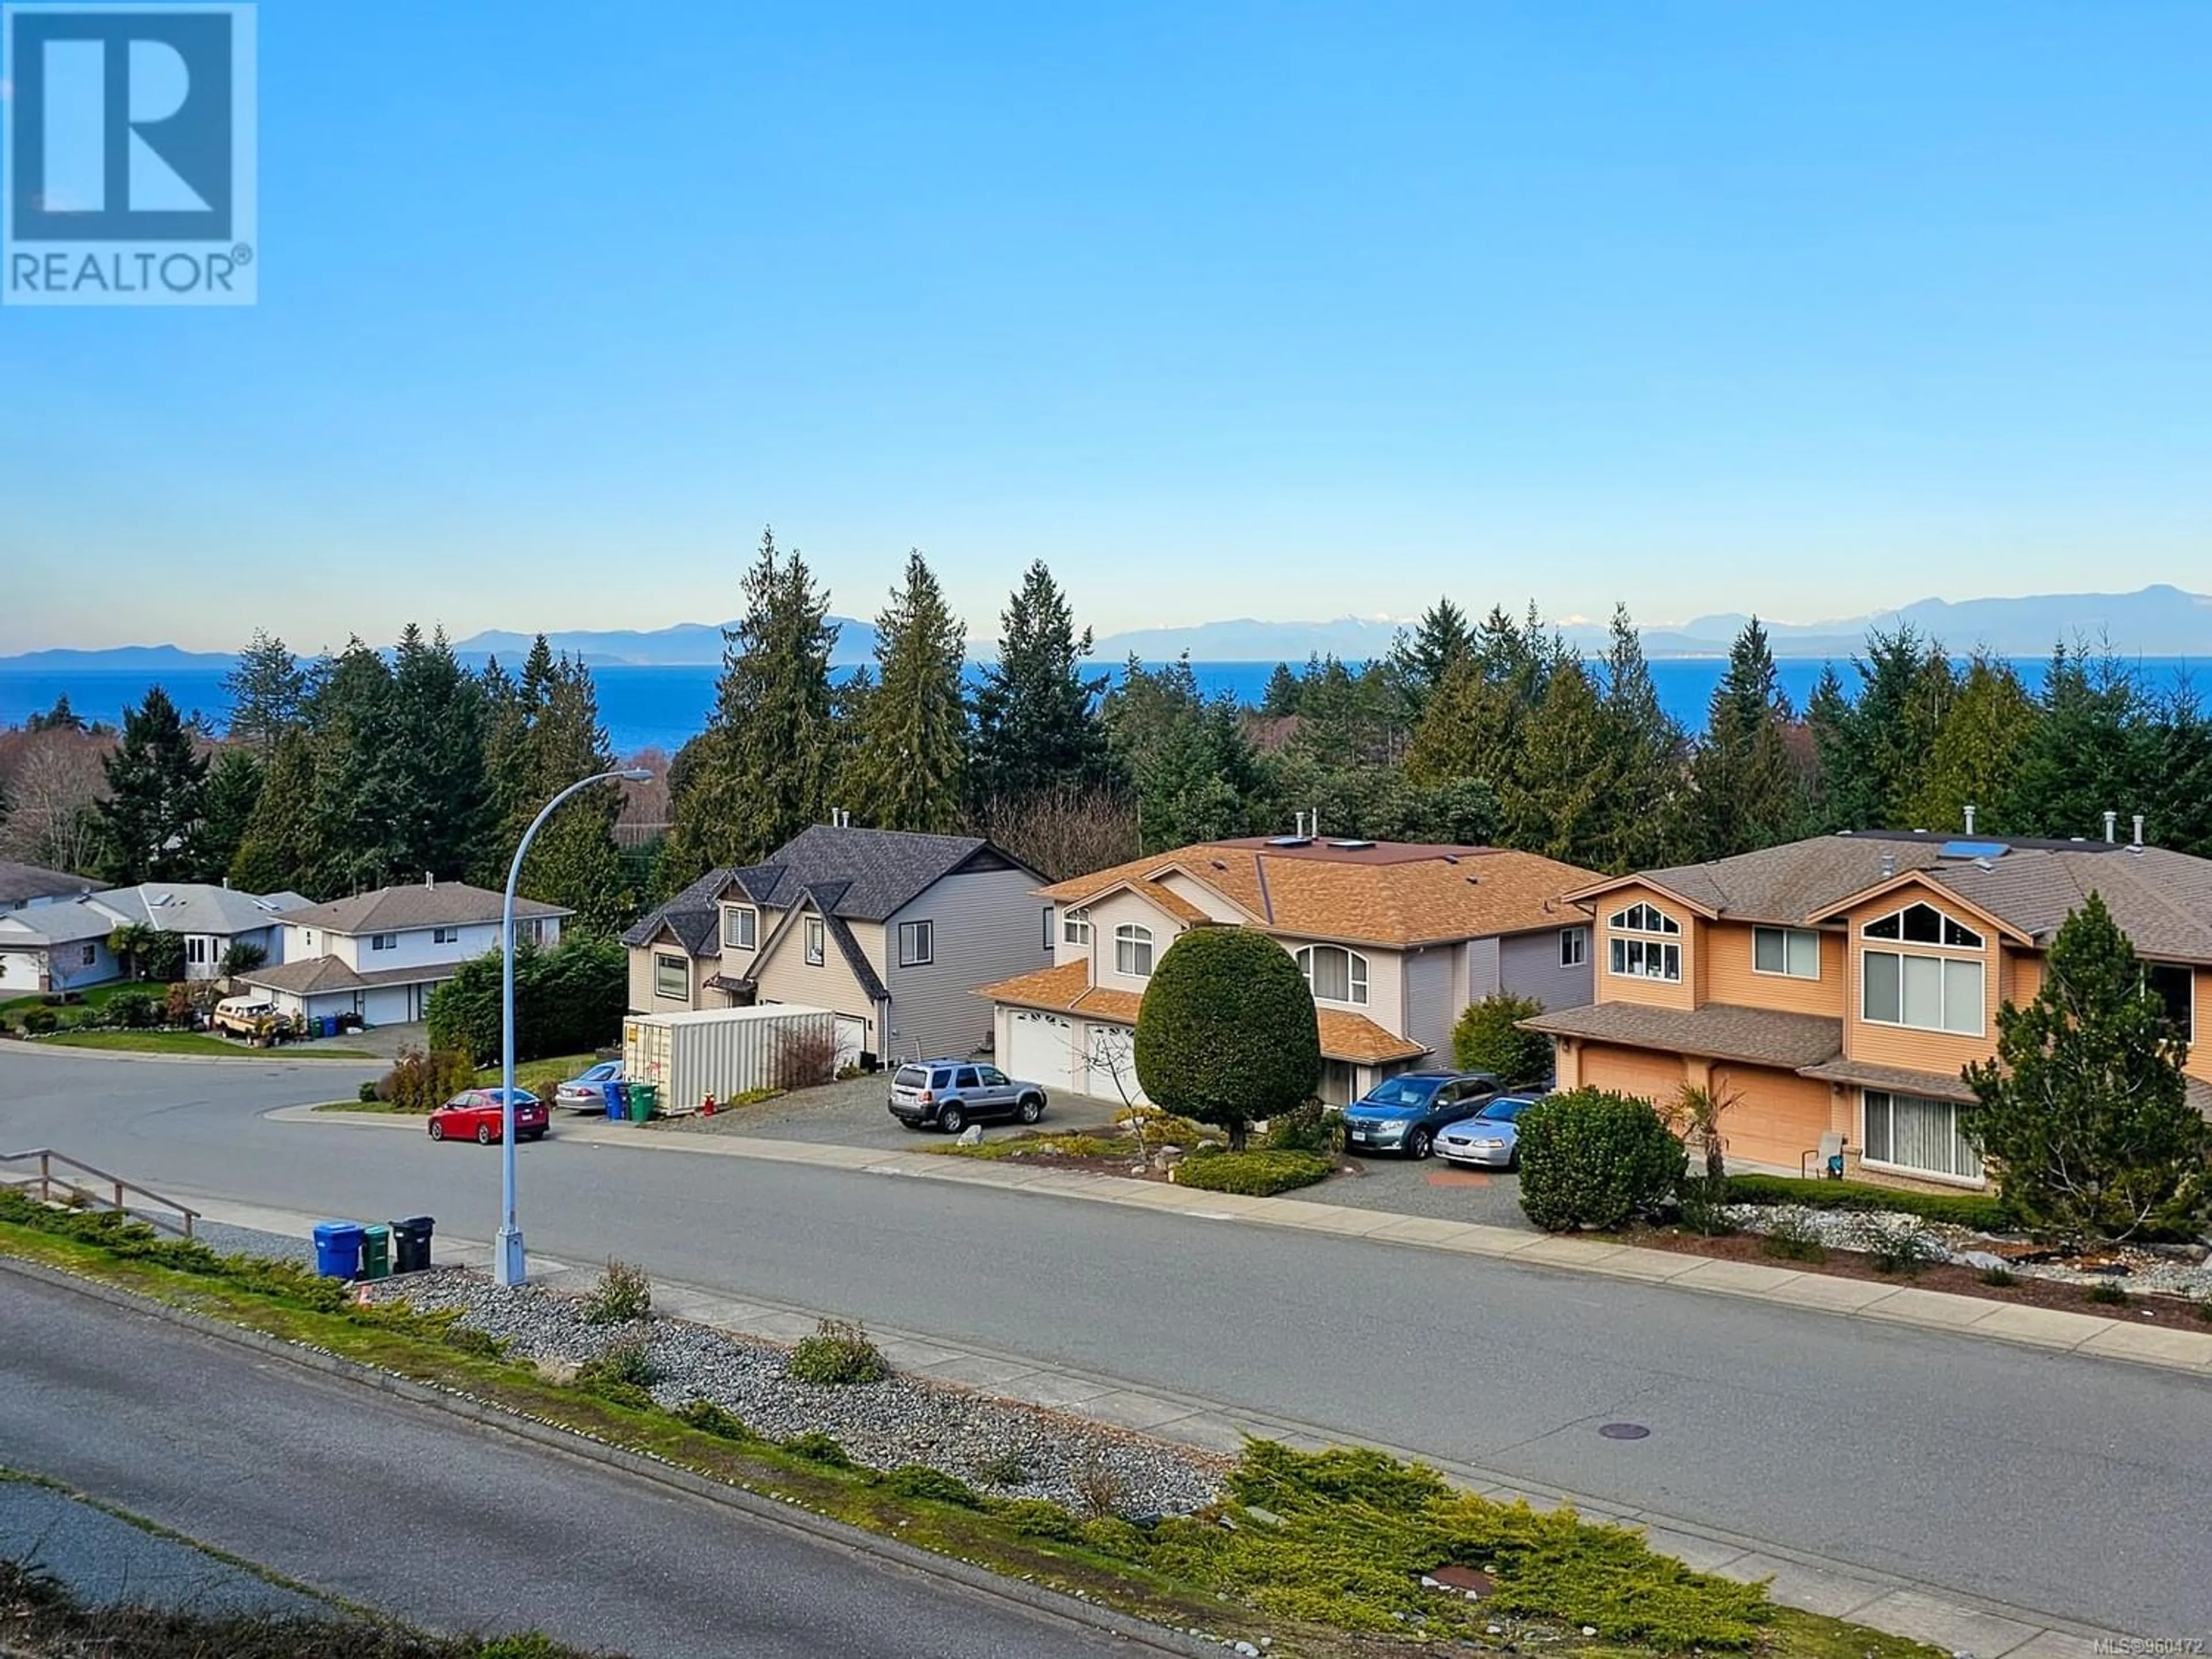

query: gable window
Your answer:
[1297,944,1370,1006]
[898,919,933,967]
[723,906,757,950]
[1863,1089,1982,1183]
[1063,909,1092,946]
[1115,923,1154,979]
[370,933,397,952]
[1559,927,1588,969]
[433,926,460,945]
[805,916,826,967]
[1862,950,1983,1035]
[1753,926,1820,979]
[2146,963,2194,1041]
[186,937,209,965]
[1042,907,1055,950]
[1607,901,1681,983]
[1862,902,1982,948]
[654,953,688,999]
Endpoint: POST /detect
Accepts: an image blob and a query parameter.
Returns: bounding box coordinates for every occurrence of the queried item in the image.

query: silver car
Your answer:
[1436,1096,1539,1169]
[888,1058,1047,1134]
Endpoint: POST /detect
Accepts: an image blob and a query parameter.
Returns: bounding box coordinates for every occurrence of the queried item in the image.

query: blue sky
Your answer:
[2,0,2207,654]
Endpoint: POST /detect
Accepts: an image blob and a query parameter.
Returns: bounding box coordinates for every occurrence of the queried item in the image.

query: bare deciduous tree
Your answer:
[0,729,111,872]
[971,785,1138,883]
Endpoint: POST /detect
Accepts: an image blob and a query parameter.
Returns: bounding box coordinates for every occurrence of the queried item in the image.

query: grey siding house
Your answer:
[623,826,1052,1066]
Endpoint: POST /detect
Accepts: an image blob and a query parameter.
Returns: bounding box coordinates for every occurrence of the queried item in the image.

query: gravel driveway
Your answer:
[646,1074,1128,1153]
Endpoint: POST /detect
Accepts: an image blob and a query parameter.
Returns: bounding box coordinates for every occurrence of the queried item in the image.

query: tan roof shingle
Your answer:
[1523,1001,1843,1071]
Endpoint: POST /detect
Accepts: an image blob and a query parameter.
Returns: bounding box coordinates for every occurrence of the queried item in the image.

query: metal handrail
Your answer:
[0,1147,200,1238]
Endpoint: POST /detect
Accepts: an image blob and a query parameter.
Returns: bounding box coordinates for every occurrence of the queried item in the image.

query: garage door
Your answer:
[1004,1010,1078,1096]
[1084,1023,1150,1108]
[1713,1065,1837,1172]
[1577,1043,1688,1105]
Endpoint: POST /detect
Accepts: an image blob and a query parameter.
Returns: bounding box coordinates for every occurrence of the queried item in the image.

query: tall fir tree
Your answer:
[1388,597,1476,716]
[2008,644,2142,843]
[1593,605,1685,871]
[196,748,264,883]
[849,549,971,832]
[229,729,316,895]
[1907,651,2039,837]
[1259,662,1302,717]
[93,685,209,883]
[221,631,307,760]
[1806,624,1955,830]
[379,624,491,882]
[1504,660,1613,865]
[514,652,634,934]
[969,559,1111,811]
[1688,618,1807,860]
[662,528,839,881]
[300,639,398,895]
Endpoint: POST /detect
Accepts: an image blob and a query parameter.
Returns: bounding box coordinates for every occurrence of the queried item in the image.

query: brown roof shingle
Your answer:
[282,881,569,936]
[1522,1001,1843,1071]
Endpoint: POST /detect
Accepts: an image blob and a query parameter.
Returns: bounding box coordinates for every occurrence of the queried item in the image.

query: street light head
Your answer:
[616,768,653,782]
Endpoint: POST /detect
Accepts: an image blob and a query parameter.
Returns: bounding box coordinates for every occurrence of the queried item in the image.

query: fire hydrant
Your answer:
[701,1093,717,1117]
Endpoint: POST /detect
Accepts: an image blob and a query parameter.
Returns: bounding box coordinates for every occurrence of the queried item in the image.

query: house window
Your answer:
[1862,950,1983,1036]
[1559,927,1588,968]
[517,918,548,947]
[1115,923,1154,979]
[898,919,933,967]
[81,945,97,967]
[723,906,757,950]
[1062,909,1091,946]
[370,933,397,952]
[1296,944,1369,1006]
[433,926,460,945]
[2146,963,2194,1041]
[1753,926,1820,979]
[1043,907,1055,950]
[654,953,688,999]
[1863,1089,1982,1183]
[1606,902,1681,983]
[805,916,826,967]
[186,937,209,965]
[1862,902,1982,949]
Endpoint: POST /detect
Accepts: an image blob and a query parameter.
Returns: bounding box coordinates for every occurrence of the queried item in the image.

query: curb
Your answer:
[0,1041,382,1069]
[530,1124,2212,1381]
[0,1255,1217,1658]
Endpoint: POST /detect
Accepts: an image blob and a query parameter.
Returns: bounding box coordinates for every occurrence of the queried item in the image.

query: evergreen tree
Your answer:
[1593,605,1685,871]
[969,559,1111,812]
[25,694,86,734]
[222,630,307,760]
[1963,893,2210,1243]
[1102,657,1268,851]
[196,748,264,882]
[2009,643,2141,843]
[2136,684,2212,858]
[847,548,969,833]
[1805,624,1955,831]
[475,655,534,885]
[1388,597,1476,715]
[380,624,490,881]
[1908,651,2039,836]
[514,653,633,934]
[1259,662,1302,717]
[1504,660,1613,866]
[301,639,399,895]
[662,528,839,880]
[229,729,316,895]
[1688,618,1808,860]
[93,685,209,883]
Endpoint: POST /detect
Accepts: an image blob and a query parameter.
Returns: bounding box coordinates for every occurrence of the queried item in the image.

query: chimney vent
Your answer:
[425,872,435,889]
[1963,804,1976,835]
[2132,813,2145,848]
[1310,805,1320,839]
[1293,811,1306,837]
[1880,849,1896,879]
[2104,809,2118,843]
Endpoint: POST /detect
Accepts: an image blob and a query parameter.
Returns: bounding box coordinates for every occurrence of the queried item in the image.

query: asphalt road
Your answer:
[4,1047,2208,1637]
[0,1270,1153,1658]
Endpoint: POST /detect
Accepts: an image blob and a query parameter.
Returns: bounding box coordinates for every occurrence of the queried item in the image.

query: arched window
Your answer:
[1606,900,1681,982]
[1297,944,1370,1006]
[1115,923,1154,979]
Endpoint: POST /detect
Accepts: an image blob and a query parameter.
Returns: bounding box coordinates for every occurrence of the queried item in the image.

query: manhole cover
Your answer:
[1598,1422,1650,1440]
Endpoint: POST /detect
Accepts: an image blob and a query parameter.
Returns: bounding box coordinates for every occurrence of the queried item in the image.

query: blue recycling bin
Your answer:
[312,1221,365,1280]
[605,1080,627,1121]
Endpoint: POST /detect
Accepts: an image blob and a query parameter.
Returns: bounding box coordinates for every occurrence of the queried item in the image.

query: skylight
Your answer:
[1937,840,2009,861]
[1328,839,1376,850]
[1267,836,1312,847]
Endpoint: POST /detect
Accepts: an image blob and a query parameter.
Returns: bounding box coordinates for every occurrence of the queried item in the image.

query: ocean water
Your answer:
[1,657,2199,757]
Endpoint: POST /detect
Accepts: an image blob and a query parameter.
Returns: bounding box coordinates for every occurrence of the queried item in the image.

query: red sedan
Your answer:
[427,1088,549,1145]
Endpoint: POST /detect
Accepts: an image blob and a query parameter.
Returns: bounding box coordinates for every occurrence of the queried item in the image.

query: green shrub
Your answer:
[994,1497,1080,1540]
[783,1431,855,1468]
[1979,1264,2018,1287]
[1115,1107,1218,1147]
[440,1325,507,1361]
[1175,1147,1335,1196]
[1757,1211,1827,1263]
[2085,1277,2130,1305]
[676,1398,756,1441]
[1134,927,1323,1150]
[787,1317,889,1386]
[1259,1101,1340,1154]
[1724,1172,2010,1232]
[1867,1224,1941,1275]
[575,1338,661,1407]
[1517,1088,1685,1232]
[357,1080,381,1103]
[582,1258,652,1324]
[103,989,162,1030]
[1450,992,1554,1086]
[377,1046,477,1112]
[20,1009,58,1035]
[426,937,627,1066]
[877,1464,983,1508]
[974,1448,1032,1488]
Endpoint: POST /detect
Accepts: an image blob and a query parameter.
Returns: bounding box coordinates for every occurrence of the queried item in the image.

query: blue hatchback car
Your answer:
[1340,1070,1501,1160]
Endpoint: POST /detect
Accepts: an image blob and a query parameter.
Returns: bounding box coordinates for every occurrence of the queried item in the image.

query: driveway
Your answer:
[1310,1149,1535,1231]
[646,1073,1130,1154]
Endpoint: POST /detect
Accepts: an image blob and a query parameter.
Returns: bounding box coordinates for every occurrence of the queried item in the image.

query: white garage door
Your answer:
[1084,1023,1150,1109]
[1004,1010,1078,1096]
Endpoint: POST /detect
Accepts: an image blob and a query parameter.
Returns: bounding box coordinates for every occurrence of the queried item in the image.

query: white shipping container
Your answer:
[622,1005,839,1115]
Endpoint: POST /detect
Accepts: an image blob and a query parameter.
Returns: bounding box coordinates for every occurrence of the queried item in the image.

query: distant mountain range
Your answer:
[6,584,2209,672]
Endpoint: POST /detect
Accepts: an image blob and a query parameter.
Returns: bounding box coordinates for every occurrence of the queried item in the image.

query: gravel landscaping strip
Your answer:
[192,1219,317,1268]
[362,1268,1228,1518]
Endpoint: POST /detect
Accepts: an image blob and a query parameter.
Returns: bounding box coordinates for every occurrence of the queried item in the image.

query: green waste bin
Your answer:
[629,1083,658,1122]
[358,1223,391,1281]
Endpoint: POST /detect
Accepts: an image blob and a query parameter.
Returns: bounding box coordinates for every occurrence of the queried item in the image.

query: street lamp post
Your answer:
[494,766,652,1288]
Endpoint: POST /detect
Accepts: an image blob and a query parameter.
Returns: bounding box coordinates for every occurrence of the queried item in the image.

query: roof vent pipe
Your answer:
[2133,813,2145,849]
[2104,809,2118,843]
[425,872,435,889]
[1880,850,1896,879]
[1310,805,1320,839]
[1293,811,1306,838]
[1963,804,1976,835]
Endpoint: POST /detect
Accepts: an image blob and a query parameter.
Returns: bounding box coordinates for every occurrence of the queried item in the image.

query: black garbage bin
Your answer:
[391,1215,434,1274]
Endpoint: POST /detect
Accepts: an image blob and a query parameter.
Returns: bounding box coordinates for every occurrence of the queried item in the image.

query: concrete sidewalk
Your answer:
[190,1187,2120,1658]
[289,1106,2212,1381]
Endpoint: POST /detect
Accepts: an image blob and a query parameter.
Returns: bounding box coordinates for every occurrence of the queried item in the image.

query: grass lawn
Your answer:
[474,1051,601,1088]
[41,1031,377,1059]
[1,982,154,1017]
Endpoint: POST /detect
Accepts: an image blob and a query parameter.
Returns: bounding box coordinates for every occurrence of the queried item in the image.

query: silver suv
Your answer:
[888,1059,1047,1133]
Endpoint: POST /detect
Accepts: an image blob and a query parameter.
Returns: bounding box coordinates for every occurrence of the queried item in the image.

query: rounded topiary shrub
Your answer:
[1134,927,1321,1151]
[1516,1087,1685,1232]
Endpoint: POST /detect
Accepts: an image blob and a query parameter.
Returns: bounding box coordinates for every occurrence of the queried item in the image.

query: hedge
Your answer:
[1175,1147,1336,1196]
[1723,1173,2012,1232]
[1517,1088,1685,1232]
